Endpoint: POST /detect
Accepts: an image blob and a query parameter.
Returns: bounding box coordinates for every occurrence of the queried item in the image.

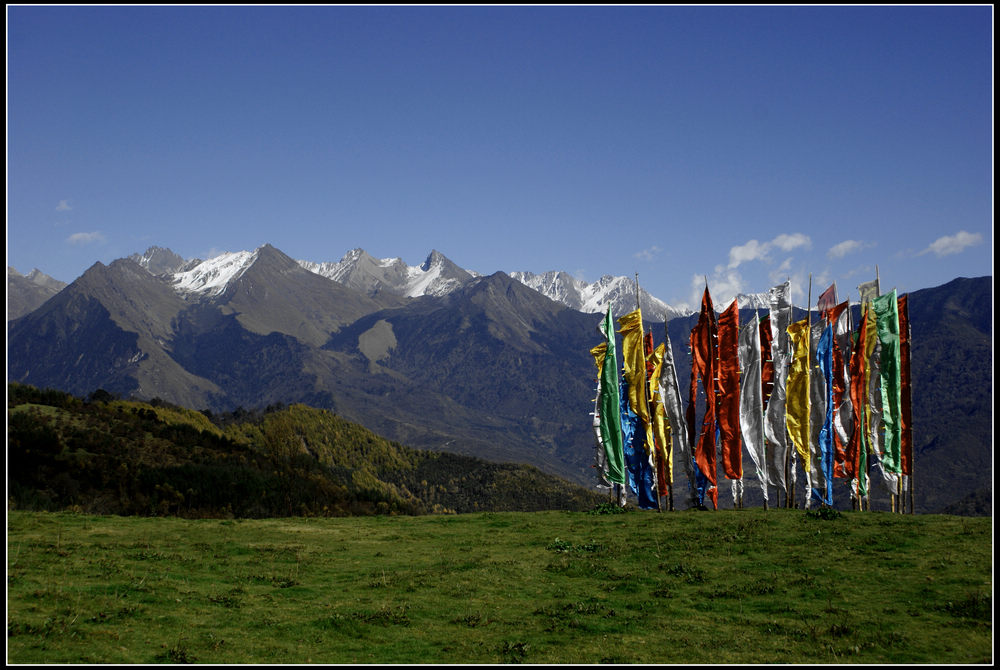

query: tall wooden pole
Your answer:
[909,344,915,516]
[804,274,811,510]
[905,296,915,514]
[783,278,791,508]
[874,269,881,512]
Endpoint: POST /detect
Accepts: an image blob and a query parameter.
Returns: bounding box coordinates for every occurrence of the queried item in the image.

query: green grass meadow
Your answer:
[6,508,992,664]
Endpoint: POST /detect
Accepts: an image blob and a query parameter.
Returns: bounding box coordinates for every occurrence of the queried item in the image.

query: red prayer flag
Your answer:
[717,300,742,481]
[818,283,837,316]
[688,287,718,509]
[827,301,851,478]
[846,311,868,483]
[759,315,774,407]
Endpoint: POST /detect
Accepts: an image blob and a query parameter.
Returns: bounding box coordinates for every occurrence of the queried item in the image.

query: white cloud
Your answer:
[694,232,813,308]
[691,265,745,310]
[66,231,105,245]
[727,233,812,268]
[841,264,874,280]
[828,239,875,259]
[56,200,72,212]
[786,269,811,305]
[727,239,768,268]
[633,245,661,262]
[920,230,983,257]
[773,257,793,276]
[771,233,811,252]
[688,274,711,310]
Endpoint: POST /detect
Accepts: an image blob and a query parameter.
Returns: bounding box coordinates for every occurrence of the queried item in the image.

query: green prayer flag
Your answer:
[598,306,626,485]
[874,290,902,475]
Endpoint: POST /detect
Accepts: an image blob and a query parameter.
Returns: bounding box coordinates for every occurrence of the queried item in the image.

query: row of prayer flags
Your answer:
[589,273,913,511]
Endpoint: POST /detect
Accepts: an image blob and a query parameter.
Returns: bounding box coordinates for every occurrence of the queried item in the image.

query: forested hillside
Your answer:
[7,383,604,517]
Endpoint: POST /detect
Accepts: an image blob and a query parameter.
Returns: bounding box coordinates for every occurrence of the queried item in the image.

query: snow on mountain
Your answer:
[170,250,259,297]
[403,261,445,297]
[509,271,588,311]
[129,246,191,276]
[734,292,771,311]
[128,243,693,319]
[511,271,693,322]
[297,248,477,299]
[21,268,67,292]
[407,250,478,297]
[296,248,403,286]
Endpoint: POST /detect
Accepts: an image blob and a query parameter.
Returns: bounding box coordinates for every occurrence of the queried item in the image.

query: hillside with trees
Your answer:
[7,383,605,518]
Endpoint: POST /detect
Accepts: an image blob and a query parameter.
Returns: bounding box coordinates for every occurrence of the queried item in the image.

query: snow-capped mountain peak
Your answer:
[23,268,67,291]
[126,243,692,320]
[296,248,476,299]
[511,271,693,322]
[509,271,587,309]
[129,246,189,276]
[734,292,771,311]
[170,249,258,297]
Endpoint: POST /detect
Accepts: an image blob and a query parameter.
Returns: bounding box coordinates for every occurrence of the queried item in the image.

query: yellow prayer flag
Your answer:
[649,342,673,484]
[590,342,607,373]
[785,318,811,475]
[618,309,654,455]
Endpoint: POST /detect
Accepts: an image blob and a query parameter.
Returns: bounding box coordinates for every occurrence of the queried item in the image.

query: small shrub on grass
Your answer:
[355,604,410,626]
[496,640,529,663]
[157,643,196,664]
[546,538,603,554]
[942,592,991,621]
[587,502,630,515]
[664,562,705,584]
[804,508,842,521]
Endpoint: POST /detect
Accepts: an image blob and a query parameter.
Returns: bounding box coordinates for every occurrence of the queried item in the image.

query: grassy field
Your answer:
[6,508,992,664]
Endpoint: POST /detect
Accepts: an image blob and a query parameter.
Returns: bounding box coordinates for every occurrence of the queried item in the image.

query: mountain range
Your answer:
[119,245,704,319]
[6,244,993,513]
[8,246,772,324]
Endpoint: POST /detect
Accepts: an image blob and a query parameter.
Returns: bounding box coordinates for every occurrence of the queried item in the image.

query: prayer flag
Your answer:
[620,377,658,509]
[648,341,673,492]
[739,311,768,503]
[589,342,614,488]
[874,290,902,479]
[827,301,853,479]
[817,283,837,315]
[810,321,834,507]
[595,307,626,485]
[785,318,812,493]
[659,323,698,508]
[688,286,719,509]
[848,310,870,499]
[717,300,742,481]
[619,309,655,457]
[764,281,792,494]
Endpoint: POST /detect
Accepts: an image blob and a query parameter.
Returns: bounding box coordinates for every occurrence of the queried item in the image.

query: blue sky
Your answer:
[8,5,992,311]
